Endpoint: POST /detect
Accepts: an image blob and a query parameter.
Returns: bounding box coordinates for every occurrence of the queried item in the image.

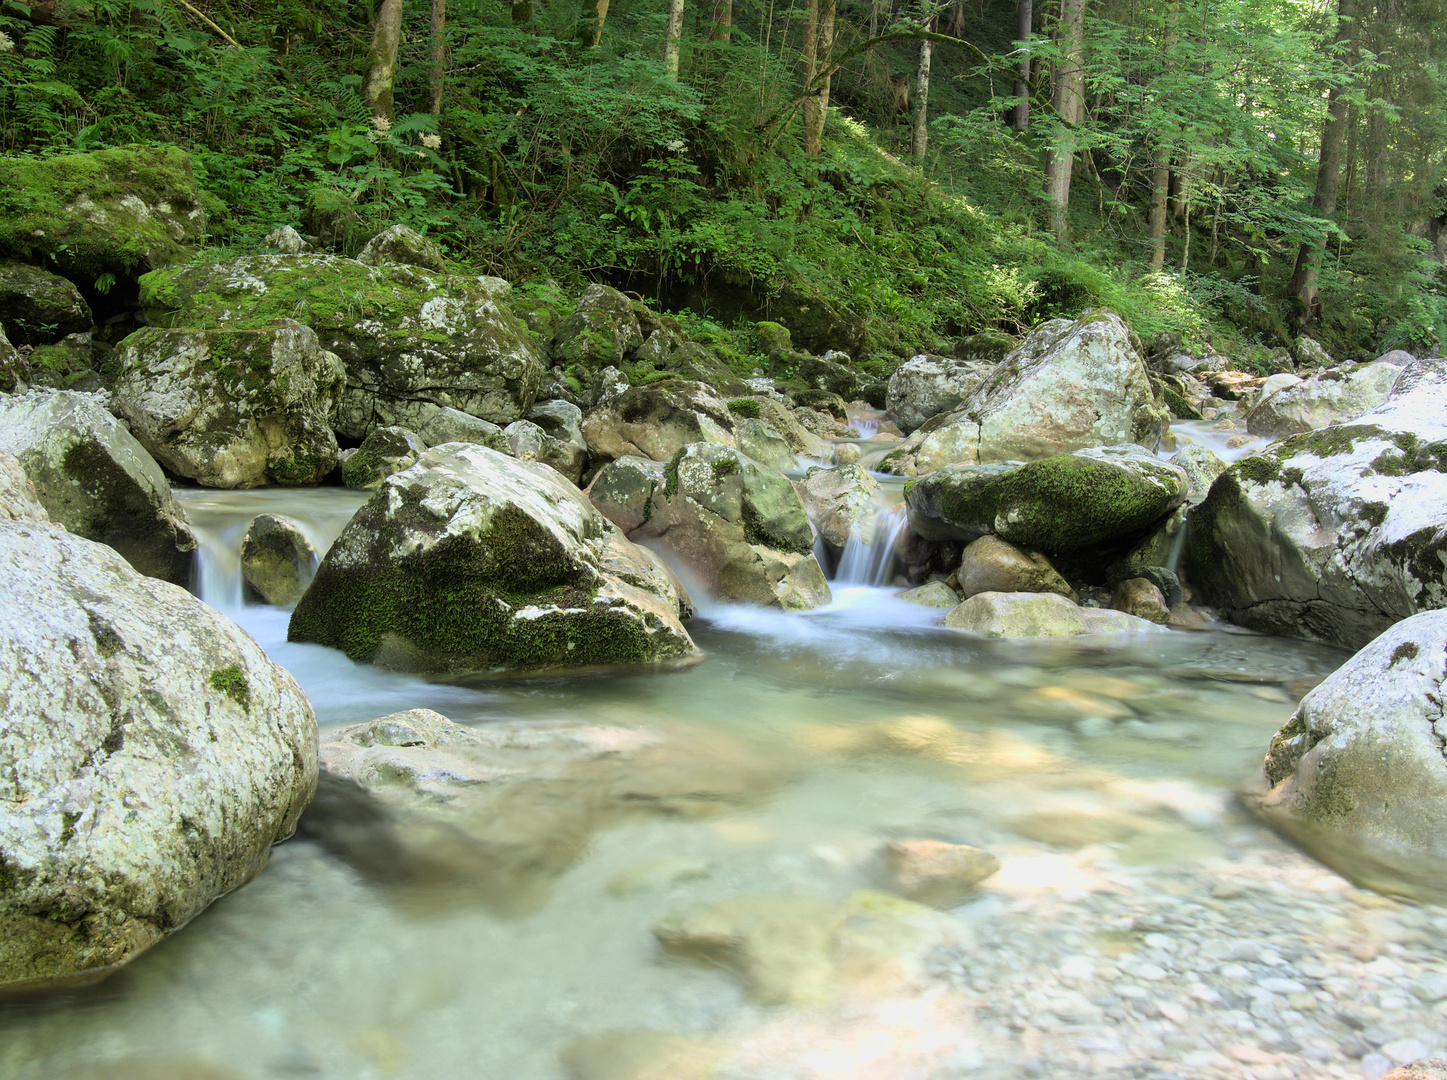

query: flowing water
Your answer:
[5,487,1447,1080]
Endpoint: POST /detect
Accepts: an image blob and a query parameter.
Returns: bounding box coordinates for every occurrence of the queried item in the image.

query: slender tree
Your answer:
[429,0,447,116]
[1147,0,1180,271]
[708,0,732,41]
[663,0,686,78]
[578,0,609,45]
[364,0,405,120]
[1012,0,1032,131]
[912,29,933,161]
[802,0,822,153]
[1043,0,1085,239]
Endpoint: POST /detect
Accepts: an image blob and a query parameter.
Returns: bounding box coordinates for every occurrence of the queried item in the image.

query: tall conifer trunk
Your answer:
[1043,0,1084,240]
[1012,0,1032,131]
[911,33,932,162]
[663,0,686,78]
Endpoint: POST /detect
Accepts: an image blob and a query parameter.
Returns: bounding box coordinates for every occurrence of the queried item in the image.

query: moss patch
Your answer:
[991,454,1183,554]
[209,664,251,712]
[728,398,762,419]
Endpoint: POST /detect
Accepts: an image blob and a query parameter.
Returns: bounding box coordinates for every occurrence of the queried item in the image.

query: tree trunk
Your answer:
[708,0,731,41]
[815,0,837,138]
[1289,0,1356,321]
[1043,0,1085,240]
[1012,0,1032,131]
[512,0,533,23]
[1148,150,1170,270]
[802,0,822,154]
[578,0,610,45]
[912,33,932,162]
[663,0,686,78]
[429,0,447,116]
[364,0,405,121]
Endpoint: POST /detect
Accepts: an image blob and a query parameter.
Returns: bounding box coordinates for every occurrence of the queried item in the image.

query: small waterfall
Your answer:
[1165,511,1190,575]
[834,504,908,586]
[852,419,879,439]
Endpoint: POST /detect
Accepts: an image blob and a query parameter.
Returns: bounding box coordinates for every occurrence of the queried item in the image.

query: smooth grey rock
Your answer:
[240,514,316,607]
[262,226,309,255]
[416,406,508,453]
[503,418,586,485]
[957,535,1074,600]
[793,463,878,551]
[586,455,667,534]
[0,519,316,989]
[899,581,959,608]
[943,591,1168,638]
[1245,361,1405,438]
[526,399,586,449]
[736,418,798,473]
[885,354,993,434]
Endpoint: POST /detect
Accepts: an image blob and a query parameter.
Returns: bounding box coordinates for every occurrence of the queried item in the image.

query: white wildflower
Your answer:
[366,115,393,143]
[666,138,687,153]
[0,31,15,53]
[420,133,442,150]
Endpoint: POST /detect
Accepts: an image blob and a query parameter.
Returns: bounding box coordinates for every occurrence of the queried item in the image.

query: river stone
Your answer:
[793,463,878,551]
[1245,360,1405,438]
[957,535,1074,600]
[137,254,546,439]
[633,442,831,610]
[943,591,1168,638]
[1173,443,1228,504]
[879,840,1000,908]
[834,442,861,465]
[664,342,748,396]
[111,321,344,488]
[799,351,858,400]
[341,425,424,490]
[899,581,959,608]
[0,260,92,345]
[1295,334,1334,368]
[735,418,797,472]
[504,418,586,484]
[0,145,207,291]
[289,444,698,676]
[587,456,668,534]
[1190,357,1447,648]
[552,285,644,369]
[886,354,994,434]
[1383,1061,1447,1080]
[582,380,737,465]
[560,1031,721,1080]
[416,406,509,452]
[881,311,1170,474]
[0,390,196,584]
[1112,577,1171,624]
[1251,610,1447,900]
[263,226,309,254]
[748,396,832,459]
[652,891,960,1006]
[527,399,587,449]
[0,519,317,990]
[634,328,683,368]
[356,224,447,273]
[0,323,27,393]
[240,514,316,607]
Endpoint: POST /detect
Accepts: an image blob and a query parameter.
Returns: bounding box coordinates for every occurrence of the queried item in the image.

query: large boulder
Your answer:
[1252,610,1447,899]
[1190,358,1447,648]
[885,355,994,434]
[240,513,317,606]
[943,591,1167,638]
[0,391,196,584]
[882,312,1170,475]
[0,516,316,990]
[0,145,207,290]
[798,351,859,401]
[356,224,447,273]
[552,285,644,369]
[138,254,546,439]
[1245,360,1405,438]
[110,321,344,488]
[906,445,1187,556]
[416,406,509,452]
[793,463,878,551]
[586,456,667,534]
[628,443,832,610]
[503,418,586,484]
[341,425,424,490]
[288,444,698,676]
[0,260,92,345]
[582,380,737,464]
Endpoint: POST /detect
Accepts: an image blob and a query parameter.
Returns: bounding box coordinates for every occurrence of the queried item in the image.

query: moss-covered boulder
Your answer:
[1190,358,1447,649]
[664,341,749,396]
[288,444,698,676]
[792,388,848,420]
[1251,610,1447,900]
[552,284,644,369]
[25,332,97,391]
[0,390,196,583]
[769,282,866,356]
[0,513,316,990]
[586,455,668,534]
[629,443,832,610]
[735,417,797,472]
[882,311,1171,475]
[885,354,994,434]
[356,224,447,273]
[138,254,545,439]
[240,513,317,606]
[799,351,859,400]
[582,380,738,464]
[0,260,92,345]
[906,445,1186,557]
[0,145,207,291]
[755,321,792,355]
[111,321,343,489]
[342,425,424,490]
[1244,359,1405,438]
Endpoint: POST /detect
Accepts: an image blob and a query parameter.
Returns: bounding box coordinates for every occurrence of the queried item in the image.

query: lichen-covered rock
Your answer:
[0,260,92,345]
[898,581,959,608]
[885,354,994,434]
[552,285,644,369]
[943,591,1167,638]
[356,224,447,273]
[25,332,96,391]
[527,399,587,450]
[0,145,207,290]
[957,535,1074,600]
[1245,360,1404,438]
[1190,358,1447,648]
[0,451,47,521]
[0,323,29,394]
[582,380,737,464]
[240,514,316,606]
[1111,577,1171,624]
[111,321,343,489]
[587,456,667,534]
[0,519,316,990]
[799,351,858,400]
[747,396,832,460]
[416,406,509,452]
[1251,610,1447,899]
[341,425,424,490]
[262,226,309,254]
[0,391,196,583]
[503,418,586,484]
[1294,335,1333,368]
[662,342,749,396]
[1172,443,1228,504]
[630,443,831,610]
[735,418,797,472]
[138,254,546,439]
[882,312,1170,474]
[289,444,698,676]
[793,462,877,551]
[906,445,1186,556]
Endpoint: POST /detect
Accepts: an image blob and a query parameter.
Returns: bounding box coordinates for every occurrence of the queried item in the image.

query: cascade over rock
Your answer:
[289,444,698,676]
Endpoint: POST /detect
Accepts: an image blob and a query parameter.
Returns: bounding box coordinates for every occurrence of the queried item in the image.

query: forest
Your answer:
[1,0,1445,365]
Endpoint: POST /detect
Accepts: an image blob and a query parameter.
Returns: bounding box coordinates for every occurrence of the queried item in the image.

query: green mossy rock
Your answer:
[138,254,546,440]
[664,342,749,396]
[342,425,425,490]
[755,321,792,355]
[240,513,317,606]
[111,321,344,488]
[582,380,738,464]
[769,282,866,356]
[289,444,698,677]
[552,284,644,370]
[0,145,206,289]
[798,352,859,400]
[0,260,92,345]
[356,224,447,273]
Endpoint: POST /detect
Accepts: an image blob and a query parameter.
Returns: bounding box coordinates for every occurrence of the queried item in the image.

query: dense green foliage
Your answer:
[1,0,1443,360]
